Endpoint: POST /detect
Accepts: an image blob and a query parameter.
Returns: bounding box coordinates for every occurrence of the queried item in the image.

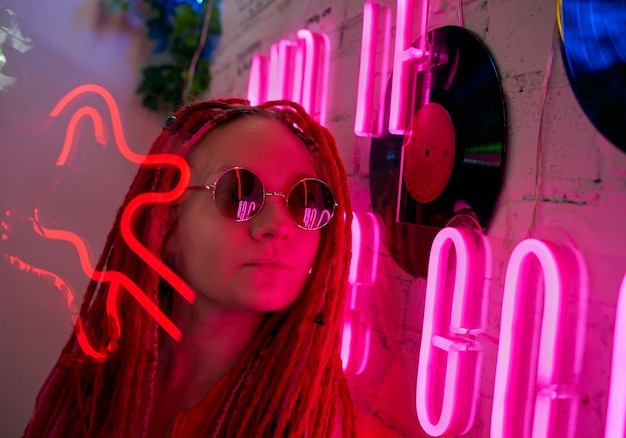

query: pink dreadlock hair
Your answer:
[23,98,359,437]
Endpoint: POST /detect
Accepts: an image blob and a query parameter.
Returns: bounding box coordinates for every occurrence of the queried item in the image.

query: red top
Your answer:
[170,373,231,437]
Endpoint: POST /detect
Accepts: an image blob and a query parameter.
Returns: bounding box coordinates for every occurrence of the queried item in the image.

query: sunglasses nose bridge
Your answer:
[248,190,296,240]
[262,191,291,222]
[264,191,289,201]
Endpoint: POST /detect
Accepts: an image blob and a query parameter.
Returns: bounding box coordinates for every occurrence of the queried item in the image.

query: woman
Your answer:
[24,98,358,437]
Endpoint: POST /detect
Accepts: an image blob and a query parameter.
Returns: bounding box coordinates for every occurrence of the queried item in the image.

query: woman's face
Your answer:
[167,116,321,316]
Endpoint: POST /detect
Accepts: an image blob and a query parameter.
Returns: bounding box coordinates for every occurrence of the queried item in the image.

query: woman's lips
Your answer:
[242,259,290,270]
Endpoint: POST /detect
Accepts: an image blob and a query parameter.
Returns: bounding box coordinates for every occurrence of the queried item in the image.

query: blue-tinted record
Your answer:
[559,0,626,152]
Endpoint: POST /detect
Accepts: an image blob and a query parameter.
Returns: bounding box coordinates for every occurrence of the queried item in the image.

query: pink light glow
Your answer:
[341,316,354,370]
[347,212,380,288]
[416,227,482,436]
[247,53,268,106]
[354,0,391,137]
[388,0,430,135]
[248,30,329,125]
[348,213,363,286]
[268,40,297,101]
[491,239,566,438]
[295,29,330,126]
[342,212,380,374]
[341,308,372,375]
[605,274,626,437]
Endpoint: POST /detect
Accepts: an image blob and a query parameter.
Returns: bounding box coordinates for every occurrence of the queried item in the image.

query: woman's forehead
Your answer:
[188,116,318,183]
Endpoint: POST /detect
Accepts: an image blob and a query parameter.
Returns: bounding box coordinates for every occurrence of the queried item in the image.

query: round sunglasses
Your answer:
[187,167,338,230]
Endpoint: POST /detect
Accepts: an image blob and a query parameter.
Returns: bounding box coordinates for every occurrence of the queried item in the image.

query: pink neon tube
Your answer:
[247,53,267,106]
[491,239,566,438]
[416,227,481,436]
[296,29,330,126]
[388,0,429,135]
[605,274,626,437]
[354,1,391,137]
[342,213,379,374]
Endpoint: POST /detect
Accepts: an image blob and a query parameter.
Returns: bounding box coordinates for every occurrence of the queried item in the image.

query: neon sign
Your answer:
[355,0,431,136]
[414,225,603,437]
[46,84,198,357]
[334,205,609,437]
[29,209,185,358]
[354,0,392,137]
[342,212,380,374]
[247,53,267,106]
[247,29,330,125]
[416,227,487,435]
[388,0,430,135]
[491,239,568,437]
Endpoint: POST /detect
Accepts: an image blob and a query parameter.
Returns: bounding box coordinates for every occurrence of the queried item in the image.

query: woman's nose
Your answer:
[249,193,293,240]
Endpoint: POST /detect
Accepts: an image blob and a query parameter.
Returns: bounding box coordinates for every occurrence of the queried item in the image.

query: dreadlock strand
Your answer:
[127,206,169,436]
[307,366,334,435]
[140,203,169,437]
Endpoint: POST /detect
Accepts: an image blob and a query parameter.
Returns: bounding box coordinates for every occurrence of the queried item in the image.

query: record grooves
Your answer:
[369,26,507,277]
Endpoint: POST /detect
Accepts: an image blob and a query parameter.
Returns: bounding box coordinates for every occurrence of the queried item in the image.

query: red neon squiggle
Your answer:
[75,318,106,359]
[118,159,195,304]
[30,214,98,280]
[50,85,196,300]
[46,84,199,357]
[31,218,183,352]
[55,106,106,166]
[50,83,142,164]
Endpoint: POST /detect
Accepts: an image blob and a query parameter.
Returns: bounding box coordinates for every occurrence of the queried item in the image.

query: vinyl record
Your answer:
[558,0,626,153]
[370,26,507,277]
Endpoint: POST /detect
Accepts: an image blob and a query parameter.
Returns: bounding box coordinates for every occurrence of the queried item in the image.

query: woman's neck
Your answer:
[150,296,266,429]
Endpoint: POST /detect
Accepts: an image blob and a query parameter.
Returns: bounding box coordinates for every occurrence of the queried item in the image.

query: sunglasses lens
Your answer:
[288,179,336,230]
[214,168,264,221]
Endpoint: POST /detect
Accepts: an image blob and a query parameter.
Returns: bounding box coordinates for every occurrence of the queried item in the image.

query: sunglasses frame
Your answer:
[187,167,338,230]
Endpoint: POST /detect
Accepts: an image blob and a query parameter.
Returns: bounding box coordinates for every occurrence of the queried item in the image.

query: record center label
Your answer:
[402,102,456,203]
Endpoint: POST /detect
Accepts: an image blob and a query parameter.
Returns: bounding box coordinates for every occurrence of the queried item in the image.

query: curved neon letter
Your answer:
[491,239,566,438]
[416,227,483,436]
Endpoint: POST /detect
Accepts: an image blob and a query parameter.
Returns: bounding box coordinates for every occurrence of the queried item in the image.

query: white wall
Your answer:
[1,0,625,437]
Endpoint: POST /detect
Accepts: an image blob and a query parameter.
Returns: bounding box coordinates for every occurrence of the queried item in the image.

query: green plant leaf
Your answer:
[171,4,202,35]
[104,0,222,112]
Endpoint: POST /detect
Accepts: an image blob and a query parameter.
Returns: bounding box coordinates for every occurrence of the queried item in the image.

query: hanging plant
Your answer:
[103,0,222,112]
